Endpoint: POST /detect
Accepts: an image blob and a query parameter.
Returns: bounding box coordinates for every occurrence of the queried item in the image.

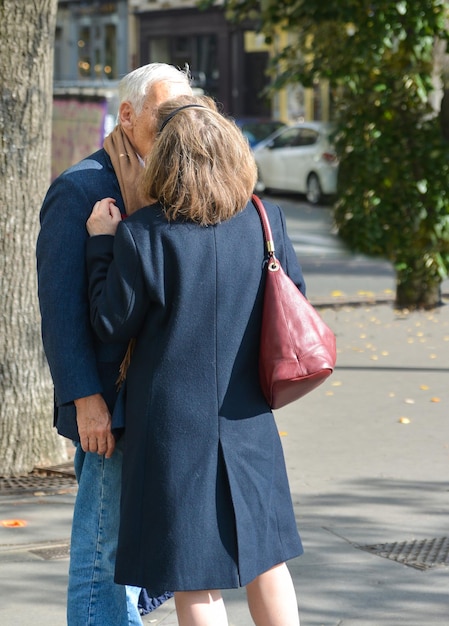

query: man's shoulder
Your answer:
[41,148,122,216]
[60,148,113,180]
[46,148,120,201]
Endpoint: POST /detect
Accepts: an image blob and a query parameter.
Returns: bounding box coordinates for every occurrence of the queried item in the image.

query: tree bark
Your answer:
[0,0,66,476]
[395,263,442,310]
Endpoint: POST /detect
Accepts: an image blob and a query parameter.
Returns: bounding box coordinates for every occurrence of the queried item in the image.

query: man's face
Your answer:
[120,81,192,159]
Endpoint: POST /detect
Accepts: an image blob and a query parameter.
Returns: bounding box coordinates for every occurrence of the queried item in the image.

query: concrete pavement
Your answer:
[1,201,448,625]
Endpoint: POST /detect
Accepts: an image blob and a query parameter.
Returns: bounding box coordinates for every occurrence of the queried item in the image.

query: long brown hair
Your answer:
[140,95,258,225]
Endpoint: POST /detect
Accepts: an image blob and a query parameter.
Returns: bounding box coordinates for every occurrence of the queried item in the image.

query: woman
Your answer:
[86,95,305,626]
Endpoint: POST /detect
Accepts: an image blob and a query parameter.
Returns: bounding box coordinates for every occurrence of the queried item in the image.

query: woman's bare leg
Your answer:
[246,563,300,626]
[174,589,228,626]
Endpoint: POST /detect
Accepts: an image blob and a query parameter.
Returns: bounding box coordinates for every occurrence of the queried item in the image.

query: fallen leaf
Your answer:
[357,290,375,297]
[420,384,429,390]
[398,417,411,424]
[404,398,415,404]
[0,519,27,528]
[430,397,441,403]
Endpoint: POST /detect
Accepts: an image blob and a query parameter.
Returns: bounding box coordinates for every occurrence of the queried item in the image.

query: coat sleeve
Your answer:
[36,176,104,405]
[86,223,149,343]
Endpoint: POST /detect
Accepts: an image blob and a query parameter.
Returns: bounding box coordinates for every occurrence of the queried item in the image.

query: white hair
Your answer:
[119,63,192,114]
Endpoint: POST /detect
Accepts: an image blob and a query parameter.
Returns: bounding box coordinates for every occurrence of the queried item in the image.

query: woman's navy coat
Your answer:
[86,198,305,593]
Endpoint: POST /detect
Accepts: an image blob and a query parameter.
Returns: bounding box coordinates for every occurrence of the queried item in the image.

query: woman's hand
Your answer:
[87,197,122,236]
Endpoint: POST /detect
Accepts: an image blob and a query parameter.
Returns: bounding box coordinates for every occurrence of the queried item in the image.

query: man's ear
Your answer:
[119,101,133,129]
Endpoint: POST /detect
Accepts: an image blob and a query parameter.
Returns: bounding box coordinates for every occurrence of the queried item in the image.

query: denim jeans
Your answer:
[67,440,142,626]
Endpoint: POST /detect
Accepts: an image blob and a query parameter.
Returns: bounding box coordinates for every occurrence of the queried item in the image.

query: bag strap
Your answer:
[251,194,281,274]
[251,194,276,256]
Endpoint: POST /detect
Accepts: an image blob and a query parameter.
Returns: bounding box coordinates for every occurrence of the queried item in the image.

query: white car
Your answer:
[253,121,338,204]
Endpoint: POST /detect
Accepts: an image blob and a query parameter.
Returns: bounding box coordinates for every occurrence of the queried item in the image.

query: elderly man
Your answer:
[37,63,192,626]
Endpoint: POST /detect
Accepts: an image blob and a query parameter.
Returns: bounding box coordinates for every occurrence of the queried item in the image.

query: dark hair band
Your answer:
[159,104,207,133]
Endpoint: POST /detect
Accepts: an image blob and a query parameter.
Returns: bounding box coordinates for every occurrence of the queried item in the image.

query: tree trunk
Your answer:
[395,261,442,310]
[439,88,449,142]
[0,0,66,476]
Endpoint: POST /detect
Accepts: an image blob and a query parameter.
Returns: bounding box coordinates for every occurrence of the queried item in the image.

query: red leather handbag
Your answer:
[252,194,337,409]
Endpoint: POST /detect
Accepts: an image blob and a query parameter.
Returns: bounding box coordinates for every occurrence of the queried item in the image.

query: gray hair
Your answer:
[119,63,192,114]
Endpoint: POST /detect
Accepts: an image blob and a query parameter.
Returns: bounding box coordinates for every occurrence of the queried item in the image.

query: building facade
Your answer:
[55,0,129,83]
[133,3,272,117]
[54,0,282,118]
[54,0,330,121]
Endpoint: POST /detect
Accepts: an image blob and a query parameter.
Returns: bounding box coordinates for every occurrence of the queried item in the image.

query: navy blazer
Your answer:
[36,149,129,441]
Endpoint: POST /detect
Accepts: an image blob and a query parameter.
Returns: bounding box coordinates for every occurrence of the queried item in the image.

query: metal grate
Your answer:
[0,463,77,496]
[359,536,449,570]
[30,543,71,560]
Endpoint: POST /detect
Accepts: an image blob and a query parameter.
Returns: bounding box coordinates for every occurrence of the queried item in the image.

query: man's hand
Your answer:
[87,197,122,236]
[75,393,116,458]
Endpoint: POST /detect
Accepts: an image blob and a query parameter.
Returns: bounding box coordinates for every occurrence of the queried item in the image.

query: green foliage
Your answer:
[334,105,449,274]
[199,0,449,307]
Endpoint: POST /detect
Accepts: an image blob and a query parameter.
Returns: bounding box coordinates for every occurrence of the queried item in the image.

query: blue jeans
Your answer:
[67,440,142,626]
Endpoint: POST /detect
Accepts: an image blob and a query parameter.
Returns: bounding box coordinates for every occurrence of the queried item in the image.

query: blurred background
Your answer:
[51,0,326,179]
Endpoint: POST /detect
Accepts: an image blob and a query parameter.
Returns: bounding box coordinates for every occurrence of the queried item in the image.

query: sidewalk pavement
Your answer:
[1,263,448,626]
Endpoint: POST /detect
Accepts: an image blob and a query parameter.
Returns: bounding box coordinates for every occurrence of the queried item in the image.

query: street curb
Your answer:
[309,295,394,309]
[309,291,449,310]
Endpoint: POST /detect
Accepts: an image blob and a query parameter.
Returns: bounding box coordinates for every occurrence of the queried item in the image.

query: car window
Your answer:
[295,129,319,146]
[271,128,301,149]
[270,127,320,149]
[242,129,256,144]
[242,122,284,143]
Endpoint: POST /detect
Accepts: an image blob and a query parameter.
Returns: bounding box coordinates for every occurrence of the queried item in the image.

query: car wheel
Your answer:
[306,173,322,205]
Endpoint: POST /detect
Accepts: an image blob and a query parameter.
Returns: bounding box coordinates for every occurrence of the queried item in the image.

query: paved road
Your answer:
[270,193,397,303]
[145,196,449,625]
[1,194,448,626]
[275,192,449,303]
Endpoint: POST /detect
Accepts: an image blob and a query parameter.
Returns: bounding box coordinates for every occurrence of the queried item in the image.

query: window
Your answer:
[77,19,117,80]
[272,129,300,149]
[150,34,219,99]
[297,129,318,146]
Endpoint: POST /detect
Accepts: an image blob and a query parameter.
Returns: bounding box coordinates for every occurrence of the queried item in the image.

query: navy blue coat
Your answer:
[37,149,128,441]
[86,199,305,592]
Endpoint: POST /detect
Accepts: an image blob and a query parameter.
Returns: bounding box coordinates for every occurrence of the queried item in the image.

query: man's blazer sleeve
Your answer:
[36,175,103,405]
